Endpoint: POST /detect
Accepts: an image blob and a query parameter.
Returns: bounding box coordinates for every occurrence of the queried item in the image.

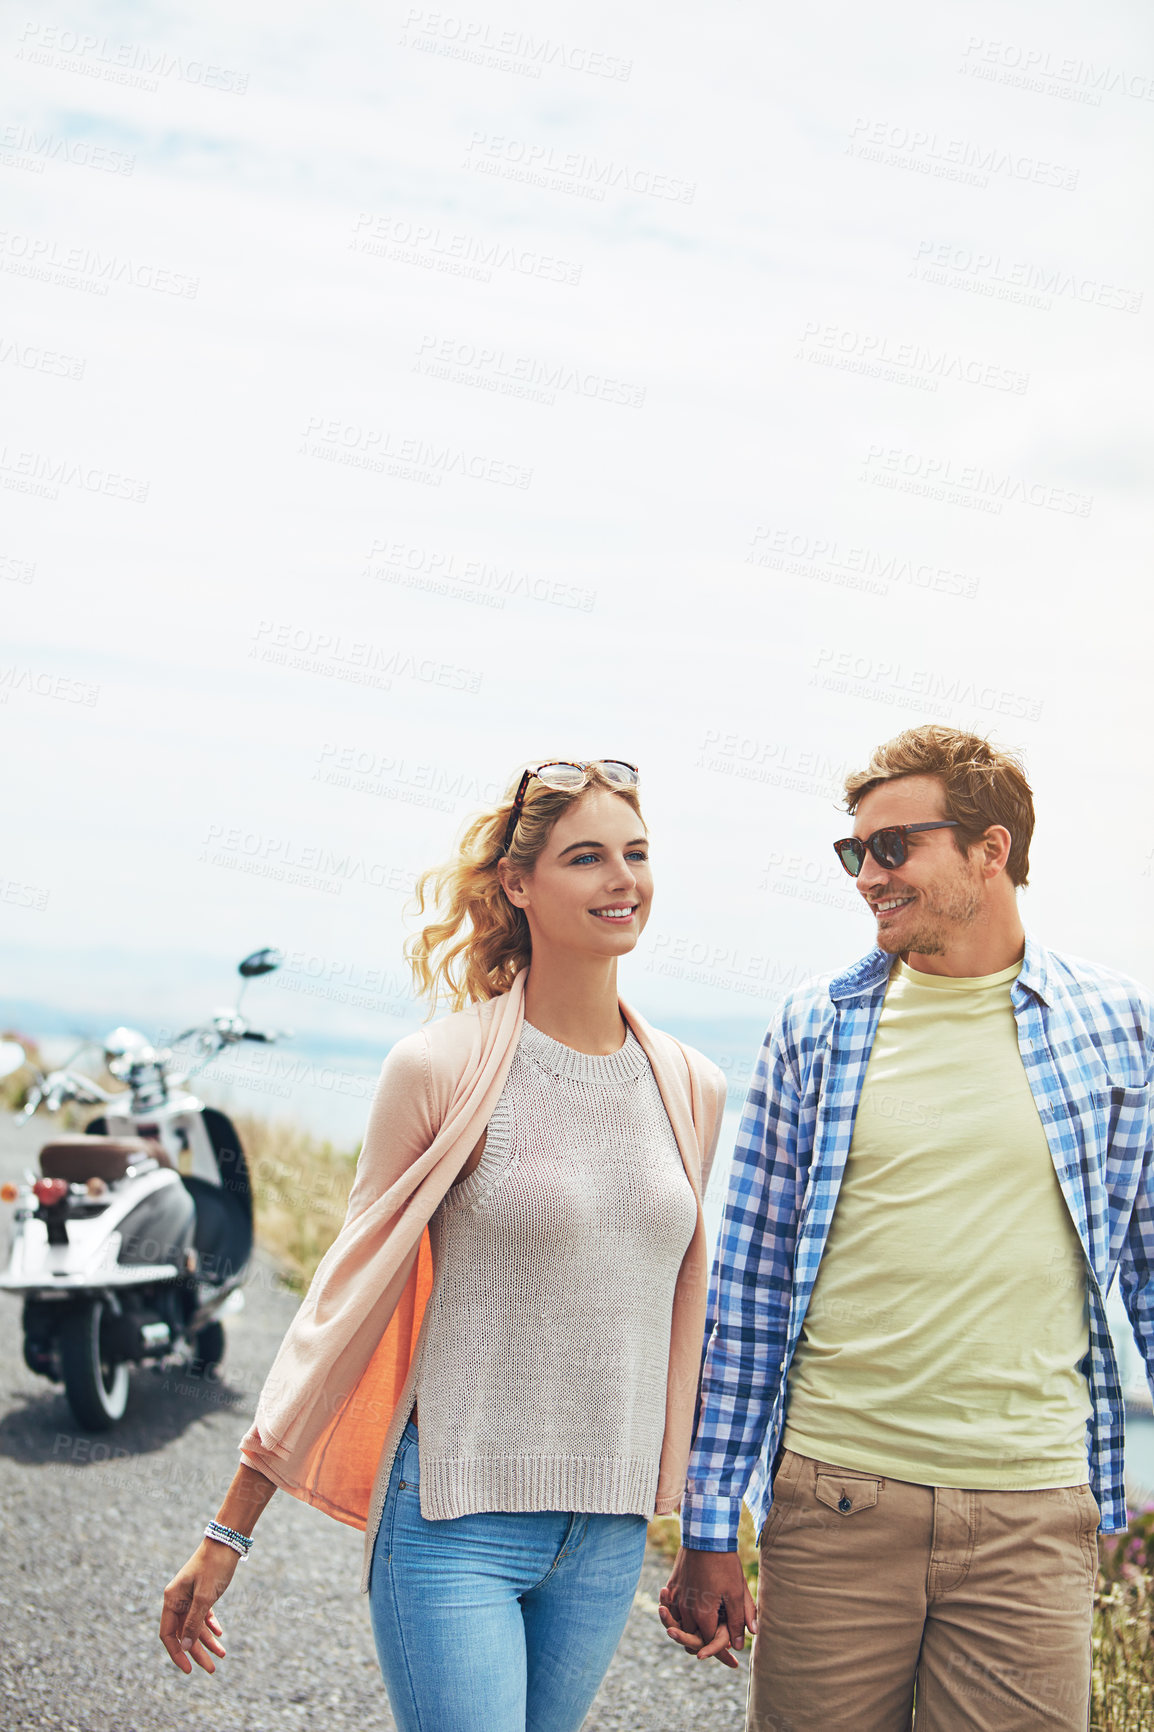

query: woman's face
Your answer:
[500,789,652,959]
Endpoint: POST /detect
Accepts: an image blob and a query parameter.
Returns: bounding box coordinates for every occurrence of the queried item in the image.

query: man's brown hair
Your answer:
[843,725,1035,887]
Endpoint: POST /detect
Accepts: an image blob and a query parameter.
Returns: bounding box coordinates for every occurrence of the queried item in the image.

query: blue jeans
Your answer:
[369,1423,648,1732]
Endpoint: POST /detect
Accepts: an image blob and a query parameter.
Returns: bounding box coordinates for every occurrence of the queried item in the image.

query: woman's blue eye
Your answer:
[568,851,649,866]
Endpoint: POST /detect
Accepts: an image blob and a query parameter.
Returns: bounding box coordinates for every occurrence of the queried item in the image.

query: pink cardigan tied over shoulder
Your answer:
[237,969,727,1590]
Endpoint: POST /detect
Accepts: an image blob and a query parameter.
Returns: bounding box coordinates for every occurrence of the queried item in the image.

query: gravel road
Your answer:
[0,1117,749,1730]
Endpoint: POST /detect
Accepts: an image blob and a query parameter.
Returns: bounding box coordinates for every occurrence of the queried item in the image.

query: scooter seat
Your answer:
[39,1134,172,1183]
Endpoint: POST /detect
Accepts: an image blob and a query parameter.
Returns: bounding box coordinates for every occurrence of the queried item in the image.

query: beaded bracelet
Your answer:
[204,1520,253,1559]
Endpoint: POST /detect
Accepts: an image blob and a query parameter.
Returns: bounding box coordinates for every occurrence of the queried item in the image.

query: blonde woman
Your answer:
[160,759,727,1732]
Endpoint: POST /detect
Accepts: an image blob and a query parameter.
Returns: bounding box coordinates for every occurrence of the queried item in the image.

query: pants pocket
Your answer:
[813,1469,881,1516]
[1068,1483,1101,1588]
[760,1448,805,1551]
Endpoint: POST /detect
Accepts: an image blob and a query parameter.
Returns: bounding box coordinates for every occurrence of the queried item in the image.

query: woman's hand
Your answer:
[659,1545,757,1667]
[159,1539,239,1674]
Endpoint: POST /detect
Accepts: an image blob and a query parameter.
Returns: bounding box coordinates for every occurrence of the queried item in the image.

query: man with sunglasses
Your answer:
[661,724,1153,1731]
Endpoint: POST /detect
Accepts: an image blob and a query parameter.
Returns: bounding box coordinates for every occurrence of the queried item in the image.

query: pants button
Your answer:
[838,1496,852,1512]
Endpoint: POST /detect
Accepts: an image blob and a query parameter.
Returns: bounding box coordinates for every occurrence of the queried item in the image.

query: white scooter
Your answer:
[0,948,290,1430]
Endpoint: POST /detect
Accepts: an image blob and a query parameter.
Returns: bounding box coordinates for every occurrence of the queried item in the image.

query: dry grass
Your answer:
[1093,1518,1154,1730]
[0,1036,43,1114]
[1092,1579,1153,1730]
[235,1111,358,1294]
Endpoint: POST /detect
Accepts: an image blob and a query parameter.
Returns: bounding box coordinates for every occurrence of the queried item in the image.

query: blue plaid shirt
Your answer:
[682,933,1154,1549]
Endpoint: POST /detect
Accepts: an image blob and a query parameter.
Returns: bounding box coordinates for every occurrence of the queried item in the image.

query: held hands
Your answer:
[659,1546,757,1669]
[159,1538,239,1675]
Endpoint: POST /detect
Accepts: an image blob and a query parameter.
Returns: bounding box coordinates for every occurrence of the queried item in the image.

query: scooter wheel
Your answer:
[189,1320,225,1379]
[59,1298,130,1430]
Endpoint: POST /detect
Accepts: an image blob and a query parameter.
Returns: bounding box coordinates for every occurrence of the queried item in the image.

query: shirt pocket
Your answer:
[1102,1081,1148,1147]
[1048,1073,1143,1181]
[1100,1081,1149,1205]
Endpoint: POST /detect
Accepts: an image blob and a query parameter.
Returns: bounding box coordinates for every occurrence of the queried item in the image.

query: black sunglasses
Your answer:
[833,821,959,877]
[501,760,639,855]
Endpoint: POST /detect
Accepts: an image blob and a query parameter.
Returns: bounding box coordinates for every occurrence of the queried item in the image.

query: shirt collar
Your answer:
[829,947,894,1003]
[829,928,1051,1006]
[1014,929,1051,1005]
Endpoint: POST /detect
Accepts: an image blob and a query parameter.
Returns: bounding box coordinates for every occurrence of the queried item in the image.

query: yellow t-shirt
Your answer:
[781,958,1091,1488]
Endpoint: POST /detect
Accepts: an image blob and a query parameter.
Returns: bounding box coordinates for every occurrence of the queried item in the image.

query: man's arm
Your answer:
[1116,1034,1154,1402]
[664,1011,811,1658]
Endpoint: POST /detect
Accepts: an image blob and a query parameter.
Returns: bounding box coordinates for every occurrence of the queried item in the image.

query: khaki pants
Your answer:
[747,1450,1098,1732]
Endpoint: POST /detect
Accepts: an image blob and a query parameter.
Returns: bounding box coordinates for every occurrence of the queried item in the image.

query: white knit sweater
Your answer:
[413,1019,698,1519]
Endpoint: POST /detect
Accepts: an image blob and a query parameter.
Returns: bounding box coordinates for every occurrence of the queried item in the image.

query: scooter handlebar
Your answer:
[13,1070,111,1121]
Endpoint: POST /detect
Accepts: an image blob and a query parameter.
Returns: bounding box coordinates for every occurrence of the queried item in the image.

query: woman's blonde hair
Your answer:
[406,764,645,1013]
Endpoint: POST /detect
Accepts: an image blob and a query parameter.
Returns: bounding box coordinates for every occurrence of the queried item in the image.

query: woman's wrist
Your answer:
[210,1460,278,1545]
[204,1520,253,1559]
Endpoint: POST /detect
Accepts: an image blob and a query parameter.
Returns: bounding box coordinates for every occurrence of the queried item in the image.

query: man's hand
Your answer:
[659,1545,756,1667]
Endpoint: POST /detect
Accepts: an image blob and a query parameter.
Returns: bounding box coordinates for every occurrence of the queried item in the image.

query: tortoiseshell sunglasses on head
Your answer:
[501,761,639,855]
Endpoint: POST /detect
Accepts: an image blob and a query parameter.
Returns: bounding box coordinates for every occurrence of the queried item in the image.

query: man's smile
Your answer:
[870,894,916,917]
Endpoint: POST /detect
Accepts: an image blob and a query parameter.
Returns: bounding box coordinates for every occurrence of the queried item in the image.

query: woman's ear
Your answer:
[497,856,530,909]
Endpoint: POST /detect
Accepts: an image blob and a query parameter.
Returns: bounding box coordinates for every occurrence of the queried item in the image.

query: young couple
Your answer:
[161,727,1153,1732]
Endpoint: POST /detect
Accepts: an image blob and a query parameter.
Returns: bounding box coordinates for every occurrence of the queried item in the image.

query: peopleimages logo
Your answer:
[810,648,1044,723]
[0,445,148,503]
[363,536,596,612]
[0,335,86,380]
[414,334,646,408]
[0,663,101,706]
[959,36,1154,105]
[860,446,1092,518]
[299,416,533,490]
[350,212,583,287]
[0,123,134,175]
[794,321,1028,395]
[463,131,696,203]
[910,239,1142,315]
[746,527,978,600]
[0,228,199,298]
[847,118,1079,190]
[15,23,249,93]
[398,9,632,81]
[249,619,484,695]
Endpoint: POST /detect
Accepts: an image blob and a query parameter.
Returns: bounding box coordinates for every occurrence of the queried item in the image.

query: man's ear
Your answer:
[977,825,1012,878]
[497,856,530,909]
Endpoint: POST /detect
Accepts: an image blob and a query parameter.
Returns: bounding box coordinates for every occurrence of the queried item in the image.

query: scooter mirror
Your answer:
[238,947,284,978]
[0,1040,27,1079]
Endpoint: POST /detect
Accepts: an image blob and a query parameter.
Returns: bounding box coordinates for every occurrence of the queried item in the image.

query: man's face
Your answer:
[850,775,984,957]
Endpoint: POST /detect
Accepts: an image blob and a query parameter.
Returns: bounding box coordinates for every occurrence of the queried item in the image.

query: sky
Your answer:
[2,0,1153,1141]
